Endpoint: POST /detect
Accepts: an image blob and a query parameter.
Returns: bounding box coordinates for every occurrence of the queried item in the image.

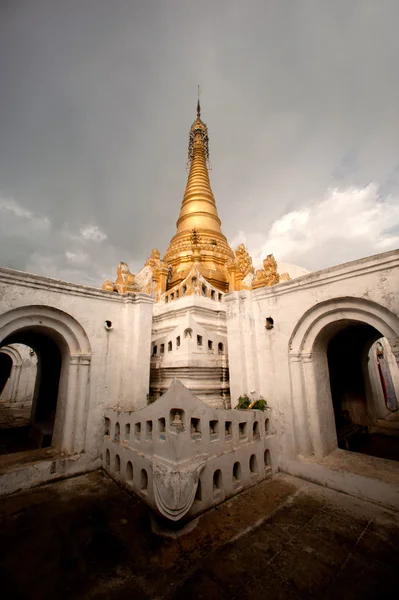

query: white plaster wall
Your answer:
[225,249,399,468]
[0,267,154,464]
[151,294,230,406]
[102,381,277,521]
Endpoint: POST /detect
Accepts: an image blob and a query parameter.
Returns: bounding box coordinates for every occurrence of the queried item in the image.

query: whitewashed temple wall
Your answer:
[225,249,399,469]
[0,267,154,466]
[102,380,276,522]
[150,294,230,407]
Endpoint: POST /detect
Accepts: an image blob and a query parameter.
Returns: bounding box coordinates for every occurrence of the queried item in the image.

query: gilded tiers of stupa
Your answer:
[102,100,289,297]
[163,100,234,292]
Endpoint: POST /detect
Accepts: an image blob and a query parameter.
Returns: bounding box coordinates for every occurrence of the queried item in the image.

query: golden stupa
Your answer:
[103,99,288,297]
[163,99,234,292]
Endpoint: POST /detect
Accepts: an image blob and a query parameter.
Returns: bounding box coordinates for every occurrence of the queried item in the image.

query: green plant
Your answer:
[235,394,267,411]
[236,394,251,410]
[252,399,267,411]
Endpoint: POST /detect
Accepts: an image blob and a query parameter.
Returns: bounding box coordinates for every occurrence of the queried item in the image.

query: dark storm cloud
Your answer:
[1,0,398,284]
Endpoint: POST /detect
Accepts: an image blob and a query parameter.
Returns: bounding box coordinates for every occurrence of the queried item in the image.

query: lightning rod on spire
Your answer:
[197,85,201,118]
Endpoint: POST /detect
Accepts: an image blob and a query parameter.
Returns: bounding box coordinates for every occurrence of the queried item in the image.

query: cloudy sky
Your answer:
[1,1,398,286]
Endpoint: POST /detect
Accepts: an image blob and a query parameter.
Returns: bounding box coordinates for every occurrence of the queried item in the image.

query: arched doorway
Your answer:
[0,344,38,450]
[0,352,12,395]
[289,297,399,459]
[0,334,61,453]
[0,306,91,455]
[327,322,399,460]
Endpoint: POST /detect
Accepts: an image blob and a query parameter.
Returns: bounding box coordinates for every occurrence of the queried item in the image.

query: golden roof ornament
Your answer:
[102,262,135,294]
[252,254,280,289]
[227,243,255,292]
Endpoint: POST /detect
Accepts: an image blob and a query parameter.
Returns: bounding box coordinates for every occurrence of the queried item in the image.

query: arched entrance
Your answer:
[0,352,13,395]
[289,298,399,459]
[0,306,91,455]
[0,344,38,451]
[326,322,399,460]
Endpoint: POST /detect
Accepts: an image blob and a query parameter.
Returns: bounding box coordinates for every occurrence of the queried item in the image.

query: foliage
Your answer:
[235,394,267,411]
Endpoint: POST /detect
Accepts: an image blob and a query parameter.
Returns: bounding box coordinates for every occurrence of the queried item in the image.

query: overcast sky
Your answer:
[1,0,398,286]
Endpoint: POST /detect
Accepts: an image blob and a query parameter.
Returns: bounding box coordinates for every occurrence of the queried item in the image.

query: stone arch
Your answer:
[0,344,37,405]
[0,345,21,398]
[0,305,91,357]
[0,344,23,367]
[288,297,399,458]
[0,305,92,454]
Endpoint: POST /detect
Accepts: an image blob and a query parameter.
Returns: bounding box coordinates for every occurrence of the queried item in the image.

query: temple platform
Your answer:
[1,470,398,599]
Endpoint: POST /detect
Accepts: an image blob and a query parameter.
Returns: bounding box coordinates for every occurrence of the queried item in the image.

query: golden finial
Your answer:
[197,85,201,119]
[188,89,209,164]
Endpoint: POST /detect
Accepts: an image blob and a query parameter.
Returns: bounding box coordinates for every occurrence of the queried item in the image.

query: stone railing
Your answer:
[102,380,276,522]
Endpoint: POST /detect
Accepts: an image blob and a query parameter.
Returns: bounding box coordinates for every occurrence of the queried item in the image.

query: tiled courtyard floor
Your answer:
[0,470,398,599]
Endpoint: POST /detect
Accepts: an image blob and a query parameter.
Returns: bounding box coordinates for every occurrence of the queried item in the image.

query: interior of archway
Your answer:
[327,322,399,461]
[0,352,13,395]
[0,329,62,455]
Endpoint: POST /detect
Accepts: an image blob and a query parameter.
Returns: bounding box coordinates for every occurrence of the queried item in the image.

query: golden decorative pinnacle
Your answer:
[197,85,201,119]
[163,99,234,291]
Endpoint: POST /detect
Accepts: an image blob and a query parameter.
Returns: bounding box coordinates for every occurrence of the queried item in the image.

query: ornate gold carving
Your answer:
[227,244,255,291]
[234,244,254,278]
[144,248,168,298]
[279,272,291,282]
[115,262,135,293]
[102,262,135,294]
[145,248,162,269]
[252,254,280,289]
[159,265,223,304]
[102,279,114,292]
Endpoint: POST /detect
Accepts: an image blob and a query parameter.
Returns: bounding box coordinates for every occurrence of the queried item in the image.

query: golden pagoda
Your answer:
[103,99,288,298]
[163,100,234,292]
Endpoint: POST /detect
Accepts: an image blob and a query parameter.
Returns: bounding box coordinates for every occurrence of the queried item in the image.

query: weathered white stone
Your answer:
[1,248,399,511]
[103,380,276,521]
[225,248,399,500]
[150,270,230,407]
[0,267,154,482]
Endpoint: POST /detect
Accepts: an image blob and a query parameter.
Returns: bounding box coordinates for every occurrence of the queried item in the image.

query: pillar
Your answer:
[289,353,312,457]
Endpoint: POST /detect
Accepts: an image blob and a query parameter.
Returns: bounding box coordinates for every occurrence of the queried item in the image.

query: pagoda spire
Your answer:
[163,100,234,292]
[176,101,220,235]
[197,85,201,119]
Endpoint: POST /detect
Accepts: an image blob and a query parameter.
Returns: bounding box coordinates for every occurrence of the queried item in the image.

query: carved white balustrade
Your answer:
[102,380,276,522]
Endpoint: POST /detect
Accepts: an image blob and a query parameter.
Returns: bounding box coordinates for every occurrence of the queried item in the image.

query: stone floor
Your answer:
[0,470,398,599]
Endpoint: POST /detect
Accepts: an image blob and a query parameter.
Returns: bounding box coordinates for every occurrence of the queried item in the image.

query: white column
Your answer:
[289,353,312,457]
[225,292,247,406]
[302,353,337,458]
[60,358,79,453]
[73,356,91,453]
[10,364,21,402]
[225,291,259,406]
[301,354,324,457]
[118,294,154,410]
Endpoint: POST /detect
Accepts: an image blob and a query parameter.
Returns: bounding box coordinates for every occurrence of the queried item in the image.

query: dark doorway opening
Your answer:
[0,330,62,455]
[0,353,12,395]
[328,323,399,462]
